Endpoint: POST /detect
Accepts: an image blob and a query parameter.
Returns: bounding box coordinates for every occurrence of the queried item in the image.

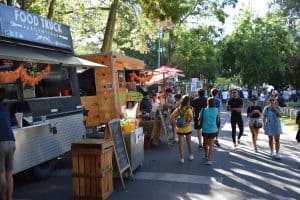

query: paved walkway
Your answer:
[13,107,300,200]
[108,108,300,200]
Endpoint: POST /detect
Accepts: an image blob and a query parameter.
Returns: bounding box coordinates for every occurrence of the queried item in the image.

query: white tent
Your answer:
[145,72,184,85]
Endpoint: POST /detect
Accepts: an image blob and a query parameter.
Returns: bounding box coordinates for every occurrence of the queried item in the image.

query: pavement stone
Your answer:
[13,107,300,200]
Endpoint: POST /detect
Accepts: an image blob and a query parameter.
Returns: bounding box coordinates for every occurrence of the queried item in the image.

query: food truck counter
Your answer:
[12,122,50,131]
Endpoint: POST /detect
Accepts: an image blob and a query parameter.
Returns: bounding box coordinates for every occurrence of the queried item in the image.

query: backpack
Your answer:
[176,108,188,128]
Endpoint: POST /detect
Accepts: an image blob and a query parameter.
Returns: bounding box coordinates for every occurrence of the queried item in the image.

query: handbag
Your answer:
[253,119,262,128]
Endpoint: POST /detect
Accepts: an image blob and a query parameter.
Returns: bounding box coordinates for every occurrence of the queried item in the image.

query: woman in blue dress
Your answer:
[263,96,283,159]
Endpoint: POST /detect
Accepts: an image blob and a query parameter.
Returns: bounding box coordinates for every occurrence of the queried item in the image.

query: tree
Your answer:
[220,9,295,88]
[172,26,220,80]
[271,0,300,90]
[101,0,119,52]
[137,0,237,66]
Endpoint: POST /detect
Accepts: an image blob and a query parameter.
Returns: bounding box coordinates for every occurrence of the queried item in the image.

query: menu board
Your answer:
[108,119,130,173]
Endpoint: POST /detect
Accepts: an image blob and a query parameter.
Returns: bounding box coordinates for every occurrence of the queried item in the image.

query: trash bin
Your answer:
[72,139,114,200]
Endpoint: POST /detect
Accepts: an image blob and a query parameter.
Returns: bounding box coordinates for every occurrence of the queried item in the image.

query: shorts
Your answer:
[194,117,201,129]
[249,118,260,128]
[177,131,192,136]
[202,132,218,139]
[0,141,16,172]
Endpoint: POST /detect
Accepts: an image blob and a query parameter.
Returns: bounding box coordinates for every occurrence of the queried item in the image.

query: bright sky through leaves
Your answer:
[223,0,272,35]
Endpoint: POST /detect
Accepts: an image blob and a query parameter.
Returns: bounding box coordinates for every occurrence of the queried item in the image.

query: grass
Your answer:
[288,102,300,109]
[281,115,298,131]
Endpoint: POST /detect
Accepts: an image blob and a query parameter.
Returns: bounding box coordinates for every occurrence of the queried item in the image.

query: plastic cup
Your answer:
[15,112,23,128]
[41,116,46,122]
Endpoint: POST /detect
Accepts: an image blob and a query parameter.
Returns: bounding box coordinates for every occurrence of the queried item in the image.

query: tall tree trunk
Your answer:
[167,30,174,65]
[21,0,26,10]
[47,0,56,19]
[6,0,13,6]
[101,0,119,52]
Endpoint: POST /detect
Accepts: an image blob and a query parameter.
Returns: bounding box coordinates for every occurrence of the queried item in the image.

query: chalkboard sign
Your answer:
[108,119,133,189]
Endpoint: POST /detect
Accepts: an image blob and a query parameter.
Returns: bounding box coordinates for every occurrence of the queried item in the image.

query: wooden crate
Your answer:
[72,139,114,200]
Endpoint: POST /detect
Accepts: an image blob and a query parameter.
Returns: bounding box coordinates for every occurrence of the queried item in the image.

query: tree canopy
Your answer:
[220,9,296,88]
[1,0,300,90]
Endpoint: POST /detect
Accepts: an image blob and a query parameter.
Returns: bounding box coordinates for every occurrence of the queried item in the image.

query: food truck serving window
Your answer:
[36,65,72,98]
[0,62,73,100]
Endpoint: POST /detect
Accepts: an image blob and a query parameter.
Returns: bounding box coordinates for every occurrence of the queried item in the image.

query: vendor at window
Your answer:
[139,91,152,120]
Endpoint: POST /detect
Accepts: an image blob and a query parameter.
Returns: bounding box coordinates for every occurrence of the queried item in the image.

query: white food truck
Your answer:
[0,4,104,178]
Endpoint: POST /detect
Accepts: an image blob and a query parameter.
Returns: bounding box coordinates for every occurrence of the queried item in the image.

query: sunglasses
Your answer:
[269,99,275,102]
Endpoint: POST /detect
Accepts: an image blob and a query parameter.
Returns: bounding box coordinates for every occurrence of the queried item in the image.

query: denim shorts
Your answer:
[0,141,16,172]
[249,118,261,128]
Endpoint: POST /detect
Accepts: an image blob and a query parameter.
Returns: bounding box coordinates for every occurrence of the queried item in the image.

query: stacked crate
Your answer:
[72,139,114,200]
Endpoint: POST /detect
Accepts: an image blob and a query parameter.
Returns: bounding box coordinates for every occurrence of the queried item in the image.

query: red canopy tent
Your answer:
[150,66,184,104]
[154,65,183,75]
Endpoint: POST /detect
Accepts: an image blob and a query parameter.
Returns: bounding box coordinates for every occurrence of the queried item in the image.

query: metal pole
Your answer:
[157,29,161,68]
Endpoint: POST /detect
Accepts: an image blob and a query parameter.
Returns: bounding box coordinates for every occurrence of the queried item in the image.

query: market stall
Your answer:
[79,52,150,128]
[0,3,105,177]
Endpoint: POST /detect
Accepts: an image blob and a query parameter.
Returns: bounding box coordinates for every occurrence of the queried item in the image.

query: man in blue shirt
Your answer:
[0,88,15,200]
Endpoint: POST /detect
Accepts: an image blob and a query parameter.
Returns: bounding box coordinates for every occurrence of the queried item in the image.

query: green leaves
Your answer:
[220,9,295,88]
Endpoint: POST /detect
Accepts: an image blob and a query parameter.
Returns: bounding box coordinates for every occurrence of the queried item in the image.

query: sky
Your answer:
[222,0,273,35]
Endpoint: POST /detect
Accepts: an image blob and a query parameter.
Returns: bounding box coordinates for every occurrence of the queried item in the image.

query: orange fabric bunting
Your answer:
[0,64,51,86]
[129,72,153,87]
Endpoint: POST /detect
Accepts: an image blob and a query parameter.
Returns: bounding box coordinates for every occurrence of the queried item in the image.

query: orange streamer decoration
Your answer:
[129,72,153,86]
[0,64,51,86]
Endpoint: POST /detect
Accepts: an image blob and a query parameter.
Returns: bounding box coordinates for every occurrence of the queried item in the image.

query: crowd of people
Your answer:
[165,86,299,166]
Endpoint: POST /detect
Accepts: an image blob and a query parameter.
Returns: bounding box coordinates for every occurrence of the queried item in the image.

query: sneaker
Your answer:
[198,144,203,149]
[270,152,276,157]
[205,160,212,165]
[189,155,194,161]
[180,158,184,163]
[215,140,221,147]
[274,153,281,160]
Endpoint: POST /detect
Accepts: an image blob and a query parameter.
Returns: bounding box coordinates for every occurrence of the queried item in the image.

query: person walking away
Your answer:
[221,90,229,107]
[191,89,207,149]
[247,96,262,152]
[227,89,244,147]
[169,94,182,143]
[263,96,283,159]
[0,88,16,200]
[200,97,218,165]
[171,95,194,163]
[165,88,177,141]
[211,88,221,147]
[295,111,300,142]
[276,93,286,113]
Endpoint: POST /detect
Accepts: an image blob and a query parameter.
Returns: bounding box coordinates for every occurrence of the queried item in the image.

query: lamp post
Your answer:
[157,28,161,68]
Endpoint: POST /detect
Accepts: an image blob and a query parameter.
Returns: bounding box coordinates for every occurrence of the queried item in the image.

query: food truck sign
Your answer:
[0,3,73,51]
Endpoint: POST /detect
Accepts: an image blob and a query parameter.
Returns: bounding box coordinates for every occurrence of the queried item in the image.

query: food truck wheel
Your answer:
[32,159,57,180]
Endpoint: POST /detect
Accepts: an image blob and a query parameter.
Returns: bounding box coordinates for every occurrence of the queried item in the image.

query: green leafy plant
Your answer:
[120,118,131,127]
